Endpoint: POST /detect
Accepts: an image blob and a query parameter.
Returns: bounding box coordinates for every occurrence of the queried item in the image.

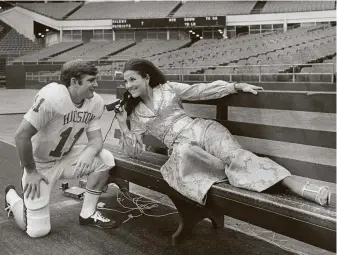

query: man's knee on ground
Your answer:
[23,181,50,211]
[26,205,51,238]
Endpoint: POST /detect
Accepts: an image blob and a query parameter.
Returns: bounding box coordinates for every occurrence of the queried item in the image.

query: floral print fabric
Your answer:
[120,81,291,204]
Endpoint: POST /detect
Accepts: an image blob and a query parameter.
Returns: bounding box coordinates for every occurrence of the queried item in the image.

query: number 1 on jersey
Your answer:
[32,97,45,112]
[49,127,84,157]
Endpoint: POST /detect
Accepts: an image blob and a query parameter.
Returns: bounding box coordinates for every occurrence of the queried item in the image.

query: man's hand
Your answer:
[23,170,49,200]
[75,149,96,178]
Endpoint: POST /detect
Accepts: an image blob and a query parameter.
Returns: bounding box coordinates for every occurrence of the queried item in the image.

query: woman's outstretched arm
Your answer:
[168,80,263,101]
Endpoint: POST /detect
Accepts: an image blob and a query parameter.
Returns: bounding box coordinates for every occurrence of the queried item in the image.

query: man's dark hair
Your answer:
[60,59,98,87]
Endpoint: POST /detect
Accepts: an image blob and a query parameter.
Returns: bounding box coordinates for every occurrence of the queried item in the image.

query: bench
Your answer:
[106,87,336,252]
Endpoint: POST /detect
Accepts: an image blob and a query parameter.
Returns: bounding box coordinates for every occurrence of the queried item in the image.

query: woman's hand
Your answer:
[235,83,264,95]
[115,105,127,123]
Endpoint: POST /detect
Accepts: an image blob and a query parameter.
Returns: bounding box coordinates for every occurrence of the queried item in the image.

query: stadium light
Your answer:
[38,33,42,35]
[200,37,203,39]
[46,29,49,32]
[41,35,45,38]
[189,30,192,33]
[196,34,200,37]
[192,31,195,34]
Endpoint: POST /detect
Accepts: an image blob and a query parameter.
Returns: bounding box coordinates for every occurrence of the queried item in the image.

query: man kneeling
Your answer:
[5,59,117,238]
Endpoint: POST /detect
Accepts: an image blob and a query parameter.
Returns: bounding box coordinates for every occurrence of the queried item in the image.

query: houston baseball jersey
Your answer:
[24,82,104,164]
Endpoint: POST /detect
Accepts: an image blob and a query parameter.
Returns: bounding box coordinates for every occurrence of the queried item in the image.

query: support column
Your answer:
[60,27,63,42]
[167,29,170,40]
[284,19,288,32]
[113,30,116,41]
[223,27,228,39]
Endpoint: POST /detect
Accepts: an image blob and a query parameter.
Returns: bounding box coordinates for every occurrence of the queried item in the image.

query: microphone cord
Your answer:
[103,95,128,143]
[103,111,117,143]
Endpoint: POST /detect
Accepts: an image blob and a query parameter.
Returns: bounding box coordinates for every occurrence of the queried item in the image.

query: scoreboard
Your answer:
[112,16,226,29]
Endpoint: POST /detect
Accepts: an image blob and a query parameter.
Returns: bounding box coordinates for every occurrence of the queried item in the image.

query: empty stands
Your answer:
[66,1,179,20]
[18,2,83,20]
[12,42,82,62]
[145,25,336,76]
[48,41,108,62]
[299,56,336,82]
[49,40,135,62]
[0,29,42,57]
[261,1,336,14]
[109,39,190,60]
[75,40,135,61]
[97,62,125,77]
[173,1,256,17]
[0,20,11,42]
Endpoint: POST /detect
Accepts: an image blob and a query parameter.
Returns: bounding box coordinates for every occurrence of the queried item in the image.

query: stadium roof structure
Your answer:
[7,1,337,21]
[13,1,258,20]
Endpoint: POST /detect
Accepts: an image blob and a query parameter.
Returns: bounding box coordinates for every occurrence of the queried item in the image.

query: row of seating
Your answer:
[12,42,83,62]
[48,41,113,62]
[204,36,336,74]
[0,29,42,56]
[76,40,135,61]
[147,25,335,74]
[261,1,336,14]
[48,40,135,62]
[173,1,257,17]
[15,39,190,63]
[18,2,83,20]
[108,40,190,60]
[66,1,179,20]
[301,56,336,74]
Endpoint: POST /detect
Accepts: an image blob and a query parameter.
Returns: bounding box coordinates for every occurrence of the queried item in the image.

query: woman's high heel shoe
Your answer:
[301,181,331,206]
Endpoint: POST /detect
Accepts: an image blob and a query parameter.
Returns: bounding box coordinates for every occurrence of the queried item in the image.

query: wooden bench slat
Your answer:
[228,107,336,132]
[115,119,336,149]
[183,105,336,132]
[257,154,336,183]
[236,136,336,167]
[248,82,337,92]
[183,91,336,113]
[221,120,336,148]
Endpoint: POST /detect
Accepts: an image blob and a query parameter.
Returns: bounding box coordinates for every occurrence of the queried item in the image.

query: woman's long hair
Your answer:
[123,58,167,115]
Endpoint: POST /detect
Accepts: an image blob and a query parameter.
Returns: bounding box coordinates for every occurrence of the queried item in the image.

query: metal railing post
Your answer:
[259,65,261,82]
[332,63,334,84]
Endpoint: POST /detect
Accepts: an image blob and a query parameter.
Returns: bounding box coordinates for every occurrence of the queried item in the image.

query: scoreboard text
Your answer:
[112,16,226,29]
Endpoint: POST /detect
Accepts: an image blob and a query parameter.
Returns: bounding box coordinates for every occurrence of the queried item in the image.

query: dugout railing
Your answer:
[24,62,336,84]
